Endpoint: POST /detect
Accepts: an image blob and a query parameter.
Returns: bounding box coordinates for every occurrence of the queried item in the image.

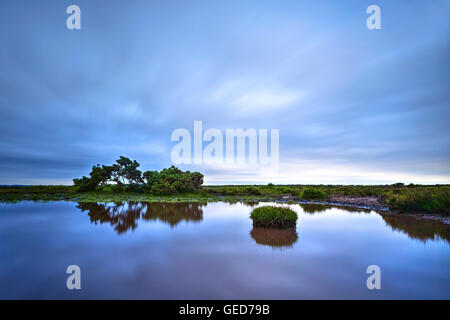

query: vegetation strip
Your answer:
[0,157,448,215]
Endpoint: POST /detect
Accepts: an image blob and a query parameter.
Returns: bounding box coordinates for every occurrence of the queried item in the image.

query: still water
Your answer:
[0,201,448,299]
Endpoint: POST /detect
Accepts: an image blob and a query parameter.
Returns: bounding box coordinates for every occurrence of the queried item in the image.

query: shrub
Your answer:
[250,206,298,229]
[223,187,237,195]
[150,182,176,195]
[244,186,261,195]
[386,187,450,214]
[97,184,114,193]
[299,187,326,200]
[143,166,204,194]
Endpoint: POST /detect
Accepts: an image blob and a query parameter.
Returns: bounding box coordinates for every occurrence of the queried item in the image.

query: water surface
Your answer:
[0,201,448,299]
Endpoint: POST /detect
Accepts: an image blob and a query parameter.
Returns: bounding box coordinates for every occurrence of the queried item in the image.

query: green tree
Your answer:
[73,158,204,194]
[73,164,113,191]
[111,156,143,186]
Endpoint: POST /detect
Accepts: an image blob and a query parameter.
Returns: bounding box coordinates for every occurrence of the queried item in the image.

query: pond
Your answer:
[0,201,448,299]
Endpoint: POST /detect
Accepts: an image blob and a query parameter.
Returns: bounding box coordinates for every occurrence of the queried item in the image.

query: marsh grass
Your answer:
[250,206,298,229]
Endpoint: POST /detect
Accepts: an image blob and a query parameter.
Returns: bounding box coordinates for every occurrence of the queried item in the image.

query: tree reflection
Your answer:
[76,202,205,234]
[250,227,298,249]
[380,213,450,243]
[142,202,204,227]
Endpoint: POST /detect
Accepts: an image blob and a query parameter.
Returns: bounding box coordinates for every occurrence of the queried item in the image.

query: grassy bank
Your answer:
[0,184,448,215]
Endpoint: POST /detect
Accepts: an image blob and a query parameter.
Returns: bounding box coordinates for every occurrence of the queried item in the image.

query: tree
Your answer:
[73,158,203,194]
[111,156,143,185]
[143,170,160,188]
[191,172,204,189]
[143,166,204,195]
[73,164,115,191]
[90,165,114,186]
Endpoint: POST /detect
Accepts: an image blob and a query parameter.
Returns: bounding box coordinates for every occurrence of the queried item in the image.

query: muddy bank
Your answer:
[277,194,388,211]
[276,194,449,224]
[327,195,387,210]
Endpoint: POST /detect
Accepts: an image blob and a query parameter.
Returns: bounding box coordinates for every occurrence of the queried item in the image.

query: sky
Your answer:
[0,0,449,185]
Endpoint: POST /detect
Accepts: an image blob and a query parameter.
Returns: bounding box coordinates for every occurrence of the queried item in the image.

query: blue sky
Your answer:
[0,0,449,185]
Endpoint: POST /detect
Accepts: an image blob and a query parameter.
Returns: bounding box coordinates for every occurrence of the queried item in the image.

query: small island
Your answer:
[250,206,298,229]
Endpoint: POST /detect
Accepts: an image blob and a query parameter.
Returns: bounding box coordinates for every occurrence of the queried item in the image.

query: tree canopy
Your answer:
[73,157,203,195]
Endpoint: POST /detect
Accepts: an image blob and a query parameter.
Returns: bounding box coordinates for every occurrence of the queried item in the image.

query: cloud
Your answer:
[231,89,303,112]
[0,0,448,184]
[208,79,304,114]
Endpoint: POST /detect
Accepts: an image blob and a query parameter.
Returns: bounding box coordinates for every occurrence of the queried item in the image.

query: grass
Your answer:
[0,184,449,215]
[250,206,298,229]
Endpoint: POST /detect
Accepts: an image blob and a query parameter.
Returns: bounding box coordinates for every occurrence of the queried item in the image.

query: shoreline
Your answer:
[0,189,448,223]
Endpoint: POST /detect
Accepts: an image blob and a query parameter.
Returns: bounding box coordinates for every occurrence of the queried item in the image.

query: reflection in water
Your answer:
[300,203,333,214]
[299,203,370,214]
[250,227,299,249]
[299,203,450,242]
[380,213,450,243]
[0,201,449,299]
[241,201,260,207]
[76,202,205,234]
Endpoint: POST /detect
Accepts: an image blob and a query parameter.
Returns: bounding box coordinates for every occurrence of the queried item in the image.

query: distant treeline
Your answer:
[73,156,203,195]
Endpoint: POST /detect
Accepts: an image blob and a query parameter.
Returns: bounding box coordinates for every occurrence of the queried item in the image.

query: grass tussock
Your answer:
[250,206,298,229]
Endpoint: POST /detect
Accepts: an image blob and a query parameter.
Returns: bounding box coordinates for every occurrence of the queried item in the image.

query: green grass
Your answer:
[250,206,298,229]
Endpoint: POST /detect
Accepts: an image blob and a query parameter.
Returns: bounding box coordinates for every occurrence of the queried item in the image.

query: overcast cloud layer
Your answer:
[0,0,449,185]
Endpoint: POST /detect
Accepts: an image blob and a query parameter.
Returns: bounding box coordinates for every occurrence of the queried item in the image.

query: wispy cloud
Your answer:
[208,79,304,114]
[0,0,449,184]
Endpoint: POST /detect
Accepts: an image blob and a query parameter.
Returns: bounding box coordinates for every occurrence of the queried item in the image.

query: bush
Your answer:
[386,187,450,214]
[299,187,326,200]
[244,186,261,195]
[150,182,177,195]
[250,206,298,229]
[97,184,114,193]
[143,166,204,194]
[223,187,237,195]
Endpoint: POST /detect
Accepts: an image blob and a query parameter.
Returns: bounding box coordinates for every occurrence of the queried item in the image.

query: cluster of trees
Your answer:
[73,156,204,195]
